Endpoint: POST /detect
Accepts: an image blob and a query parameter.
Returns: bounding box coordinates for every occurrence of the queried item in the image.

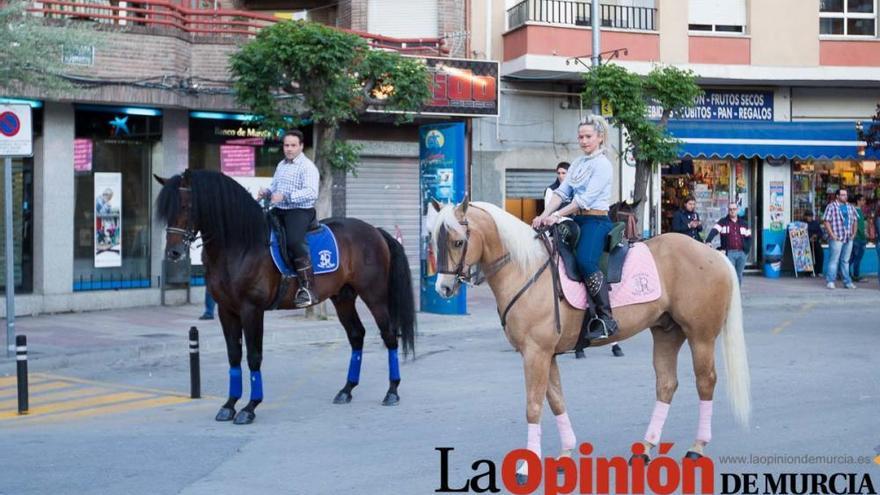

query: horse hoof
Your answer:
[233,410,255,425]
[382,392,400,406]
[215,406,236,422]
[515,473,529,486]
[629,453,651,465]
[333,391,353,404]
[684,451,703,460]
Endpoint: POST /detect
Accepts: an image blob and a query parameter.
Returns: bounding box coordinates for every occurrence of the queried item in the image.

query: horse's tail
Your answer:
[378,228,416,359]
[721,253,751,428]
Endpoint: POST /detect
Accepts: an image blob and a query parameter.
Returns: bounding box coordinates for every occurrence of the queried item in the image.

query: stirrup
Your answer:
[294,288,316,308]
[586,316,617,340]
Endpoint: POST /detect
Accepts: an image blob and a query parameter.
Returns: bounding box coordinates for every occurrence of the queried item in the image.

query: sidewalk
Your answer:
[0,274,875,371]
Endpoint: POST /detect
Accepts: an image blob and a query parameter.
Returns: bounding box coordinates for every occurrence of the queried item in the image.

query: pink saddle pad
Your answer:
[558,242,661,311]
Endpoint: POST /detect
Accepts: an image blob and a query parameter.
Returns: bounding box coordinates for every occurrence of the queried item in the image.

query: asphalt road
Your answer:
[0,298,877,494]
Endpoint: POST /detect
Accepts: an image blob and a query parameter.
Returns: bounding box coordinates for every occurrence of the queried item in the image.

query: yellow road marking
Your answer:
[38,373,201,398]
[27,395,192,423]
[0,375,52,391]
[0,386,109,410]
[772,302,817,335]
[0,391,151,420]
[0,380,74,399]
[771,320,793,335]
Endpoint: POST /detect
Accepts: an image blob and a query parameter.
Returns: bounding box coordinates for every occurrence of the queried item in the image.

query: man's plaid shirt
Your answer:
[823,200,858,242]
[269,153,320,209]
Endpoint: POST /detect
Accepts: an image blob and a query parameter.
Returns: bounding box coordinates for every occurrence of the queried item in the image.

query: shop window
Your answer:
[0,158,35,294]
[820,0,876,36]
[792,159,879,222]
[73,109,161,291]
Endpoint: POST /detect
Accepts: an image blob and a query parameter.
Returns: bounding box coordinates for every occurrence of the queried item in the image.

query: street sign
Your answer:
[601,99,614,118]
[0,104,33,157]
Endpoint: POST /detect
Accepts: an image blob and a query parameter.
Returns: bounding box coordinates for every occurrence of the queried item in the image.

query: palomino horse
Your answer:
[156,170,415,424]
[431,199,749,471]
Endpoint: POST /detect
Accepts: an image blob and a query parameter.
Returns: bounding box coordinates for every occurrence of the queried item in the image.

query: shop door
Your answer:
[505,169,554,222]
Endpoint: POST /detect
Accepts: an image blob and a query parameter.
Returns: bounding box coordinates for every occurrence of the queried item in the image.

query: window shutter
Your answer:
[368,0,438,38]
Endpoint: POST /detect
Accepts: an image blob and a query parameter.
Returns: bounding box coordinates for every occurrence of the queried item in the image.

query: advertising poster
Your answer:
[787,221,815,274]
[220,145,256,176]
[74,138,93,172]
[769,181,785,231]
[420,122,467,314]
[94,172,122,267]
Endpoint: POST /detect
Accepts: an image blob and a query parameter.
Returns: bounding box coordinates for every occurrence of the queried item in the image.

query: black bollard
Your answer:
[16,335,28,414]
[189,327,201,399]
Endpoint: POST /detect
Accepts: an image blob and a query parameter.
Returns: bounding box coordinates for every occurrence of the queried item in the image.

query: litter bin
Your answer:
[764,243,782,279]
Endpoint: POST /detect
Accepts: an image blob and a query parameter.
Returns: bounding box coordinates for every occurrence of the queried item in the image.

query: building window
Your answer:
[820,0,876,36]
[73,108,161,291]
[689,0,747,33]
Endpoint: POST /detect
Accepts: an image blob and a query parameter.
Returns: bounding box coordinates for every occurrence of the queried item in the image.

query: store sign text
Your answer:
[648,90,774,122]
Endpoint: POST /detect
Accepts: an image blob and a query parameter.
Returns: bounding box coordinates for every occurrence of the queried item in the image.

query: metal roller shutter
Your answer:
[368,0,438,38]
[346,156,421,290]
[506,169,555,199]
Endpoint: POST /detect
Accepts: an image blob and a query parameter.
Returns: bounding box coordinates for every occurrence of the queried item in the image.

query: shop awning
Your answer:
[664,121,865,160]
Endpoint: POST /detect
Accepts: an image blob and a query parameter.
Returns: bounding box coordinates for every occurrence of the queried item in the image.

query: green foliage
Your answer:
[324,139,363,175]
[583,64,701,167]
[0,0,97,92]
[230,20,432,133]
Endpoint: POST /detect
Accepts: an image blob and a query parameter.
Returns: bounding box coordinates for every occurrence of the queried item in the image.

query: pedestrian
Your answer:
[258,129,320,308]
[874,204,880,288]
[532,115,618,341]
[671,196,703,241]
[822,188,858,290]
[199,290,216,320]
[848,194,867,282]
[544,162,571,210]
[705,203,752,286]
[803,211,824,276]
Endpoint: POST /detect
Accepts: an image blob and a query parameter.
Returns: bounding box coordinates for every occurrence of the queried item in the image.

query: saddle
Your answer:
[266,212,340,277]
[555,220,630,284]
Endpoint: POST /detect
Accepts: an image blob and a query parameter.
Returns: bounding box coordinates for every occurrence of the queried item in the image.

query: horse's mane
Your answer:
[156,170,268,253]
[434,201,547,272]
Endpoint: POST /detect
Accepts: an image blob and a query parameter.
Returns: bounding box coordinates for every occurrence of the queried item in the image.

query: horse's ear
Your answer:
[153,174,167,186]
[458,193,469,216]
[430,198,443,212]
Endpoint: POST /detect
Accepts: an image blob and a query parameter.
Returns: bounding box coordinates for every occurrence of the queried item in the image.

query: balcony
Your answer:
[507,0,656,32]
[502,0,659,77]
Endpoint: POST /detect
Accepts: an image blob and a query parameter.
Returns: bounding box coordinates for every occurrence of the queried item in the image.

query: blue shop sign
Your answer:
[648,89,774,121]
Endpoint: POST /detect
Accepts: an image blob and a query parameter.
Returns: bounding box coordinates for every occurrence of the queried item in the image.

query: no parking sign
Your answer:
[0,104,33,157]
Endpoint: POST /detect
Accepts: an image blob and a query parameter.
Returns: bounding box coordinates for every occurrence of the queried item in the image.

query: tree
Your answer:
[582,64,702,232]
[230,20,432,218]
[0,0,95,92]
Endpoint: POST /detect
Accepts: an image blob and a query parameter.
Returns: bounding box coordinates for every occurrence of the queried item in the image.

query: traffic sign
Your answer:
[0,105,33,157]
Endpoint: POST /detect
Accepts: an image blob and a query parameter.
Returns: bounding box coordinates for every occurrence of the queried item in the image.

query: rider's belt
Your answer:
[576,209,608,216]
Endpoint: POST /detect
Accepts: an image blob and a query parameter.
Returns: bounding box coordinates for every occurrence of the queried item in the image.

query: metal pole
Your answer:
[5,157,14,358]
[16,334,27,414]
[590,0,601,115]
[189,326,201,399]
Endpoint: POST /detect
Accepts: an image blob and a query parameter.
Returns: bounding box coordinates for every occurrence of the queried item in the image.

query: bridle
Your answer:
[436,207,510,287]
[165,186,199,250]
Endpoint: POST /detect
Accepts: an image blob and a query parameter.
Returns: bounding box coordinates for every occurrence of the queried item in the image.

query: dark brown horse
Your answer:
[155,170,415,424]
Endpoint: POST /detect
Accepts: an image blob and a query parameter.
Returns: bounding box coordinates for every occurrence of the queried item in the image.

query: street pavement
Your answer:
[0,274,877,494]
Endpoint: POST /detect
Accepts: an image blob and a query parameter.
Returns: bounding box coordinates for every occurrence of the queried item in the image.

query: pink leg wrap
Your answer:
[643,401,671,445]
[527,423,542,458]
[697,400,713,444]
[555,412,576,451]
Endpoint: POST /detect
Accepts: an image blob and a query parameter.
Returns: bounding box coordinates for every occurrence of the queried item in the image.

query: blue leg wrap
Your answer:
[347,350,363,384]
[388,349,400,382]
[250,370,263,401]
[229,366,242,399]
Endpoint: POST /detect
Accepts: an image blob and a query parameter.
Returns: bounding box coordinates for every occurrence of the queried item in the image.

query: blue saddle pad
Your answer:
[269,225,340,277]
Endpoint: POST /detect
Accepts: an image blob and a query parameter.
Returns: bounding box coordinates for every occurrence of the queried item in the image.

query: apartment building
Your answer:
[472,0,879,273]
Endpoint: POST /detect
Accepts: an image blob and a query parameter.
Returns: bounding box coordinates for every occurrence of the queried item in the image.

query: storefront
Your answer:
[72,105,162,291]
[665,118,876,275]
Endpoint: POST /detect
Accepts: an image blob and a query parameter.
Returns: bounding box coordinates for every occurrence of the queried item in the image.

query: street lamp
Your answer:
[855,103,880,155]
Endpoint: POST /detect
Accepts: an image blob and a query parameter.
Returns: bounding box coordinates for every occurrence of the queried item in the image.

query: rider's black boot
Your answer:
[294,260,318,308]
[585,271,618,340]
